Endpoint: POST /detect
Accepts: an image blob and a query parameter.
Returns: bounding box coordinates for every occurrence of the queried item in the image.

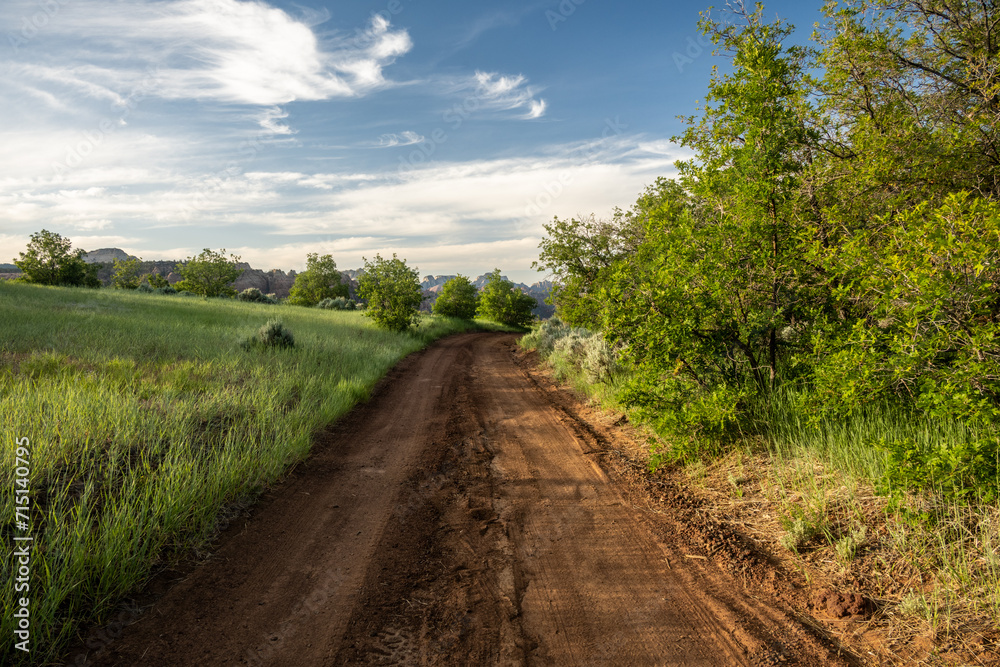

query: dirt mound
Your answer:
[811,590,872,619]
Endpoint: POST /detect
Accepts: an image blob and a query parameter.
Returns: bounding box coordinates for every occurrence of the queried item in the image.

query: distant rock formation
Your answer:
[83,248,138,264]
[529,279,553,292]
[420,275,456,290]
[233,263,297,298]
[341,268,364,282]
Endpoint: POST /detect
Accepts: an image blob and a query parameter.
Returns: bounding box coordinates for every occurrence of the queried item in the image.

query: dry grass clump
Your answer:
[684,449,1000,664]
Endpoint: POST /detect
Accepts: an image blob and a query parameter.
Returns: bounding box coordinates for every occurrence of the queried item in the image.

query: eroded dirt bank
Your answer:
[85,332,847,666]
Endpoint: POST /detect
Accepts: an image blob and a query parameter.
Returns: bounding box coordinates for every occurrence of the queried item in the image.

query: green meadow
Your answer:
[0,281,487,664]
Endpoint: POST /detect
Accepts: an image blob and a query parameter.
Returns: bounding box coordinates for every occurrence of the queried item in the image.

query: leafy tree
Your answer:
[13,230,100,287]
[672,3,819,391]
[530,0,1000,492]
[432,275,480,320]
[532,178,680,328]
[287,253,349,306]
[533,215,633,328]
[111,258,143,289]
[603,2,819,439]
[816,0,1000,206]
[546,3,826,452]
[477,269,536,328]
[174,249,243,297]
[145,272,170,289]
[811,193,1000,493]
[814,194,1000,419]
[357,253,423,332]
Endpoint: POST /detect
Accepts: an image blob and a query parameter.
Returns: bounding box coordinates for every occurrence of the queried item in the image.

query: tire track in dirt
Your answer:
[84,332,847,666]
[470,336,750,665]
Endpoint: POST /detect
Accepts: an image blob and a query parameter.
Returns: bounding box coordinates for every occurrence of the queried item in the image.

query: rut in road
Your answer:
[87,332,845,667]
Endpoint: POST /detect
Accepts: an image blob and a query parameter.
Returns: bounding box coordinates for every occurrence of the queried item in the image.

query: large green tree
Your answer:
[532,178,680,328]
[174,249,243,297]
[111,258,143,289]
[606,3,820,402]
[357,254,423,332]
[532,0,1000,490]
[288,253,349,306]
[14,230,99,287]
[815,0,1000,209]
[802,0,1000,419]
[477,270,536,329]
[432,275,480,320]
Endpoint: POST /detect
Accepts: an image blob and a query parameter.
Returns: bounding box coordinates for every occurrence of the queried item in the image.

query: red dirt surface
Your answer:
[80,332,851,666]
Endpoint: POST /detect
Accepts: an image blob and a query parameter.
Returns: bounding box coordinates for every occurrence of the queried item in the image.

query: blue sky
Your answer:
[1,0,822,282]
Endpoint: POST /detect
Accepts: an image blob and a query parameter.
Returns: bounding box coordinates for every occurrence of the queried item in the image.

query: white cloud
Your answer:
[0,147,679,281]
[0,1,673,283]
[475,71,525,100]
[10,64,127,106]
[1,134,681,243]
[524,99,547,120]
[2,0,413,108]
[255,107,295,135]
[460,70,547,119]
[374,131,425,148]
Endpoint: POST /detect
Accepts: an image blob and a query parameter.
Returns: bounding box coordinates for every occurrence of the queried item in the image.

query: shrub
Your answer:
[357,253,422,332]
[433,275,479,320]
[581,336,621,384]
[523,320,621,385]
[136,282,153,293]
[317,296,355,310]
[237,287,276,304]
[521,318,569,356]
[288,253,349,306]
[242,319,295,350]
[154,285,177,295]
[553,331,588,359]
[835,526,867,563]
[779,517,821,553]
[477,269,536,328]
[174,248,243,297]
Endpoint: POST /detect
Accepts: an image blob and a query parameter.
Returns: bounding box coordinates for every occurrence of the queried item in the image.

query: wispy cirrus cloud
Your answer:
[3,0,684,284]
[1,0,413,109]
[453,4,548,49]
[524,99,547,120]
[374,131,425,148]
[470,70,547,118]
[255,107,296,135]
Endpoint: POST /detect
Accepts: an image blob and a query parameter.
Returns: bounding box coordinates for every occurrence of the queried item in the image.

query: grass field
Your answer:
[0,281,493,664]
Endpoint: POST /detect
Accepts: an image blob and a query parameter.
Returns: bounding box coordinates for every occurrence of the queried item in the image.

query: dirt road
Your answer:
[87,333,846,666]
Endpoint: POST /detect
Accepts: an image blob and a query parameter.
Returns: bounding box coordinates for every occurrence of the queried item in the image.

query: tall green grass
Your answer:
[754,393,1000,634]
[0,282,487,664]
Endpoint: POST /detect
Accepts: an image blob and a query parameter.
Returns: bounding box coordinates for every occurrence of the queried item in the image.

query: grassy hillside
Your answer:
[0,281,486,664]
